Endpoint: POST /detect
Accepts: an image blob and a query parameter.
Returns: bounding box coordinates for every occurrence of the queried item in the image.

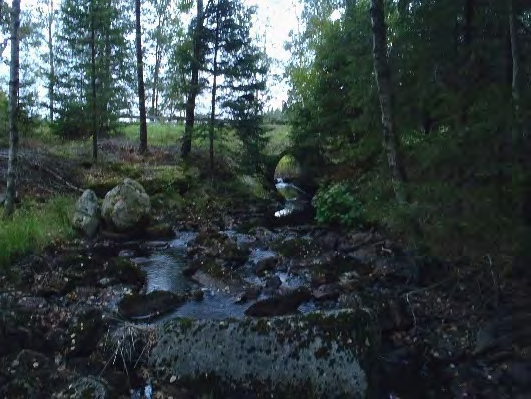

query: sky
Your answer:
[245,0,302,109]
[1,0,304,115]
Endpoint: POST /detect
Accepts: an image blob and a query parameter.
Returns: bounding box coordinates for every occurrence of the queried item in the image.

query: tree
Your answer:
[54,0,133,143]
[145,0,182,120]
[5,0,21,217]
[46,0,55,122]
[201,0,268,173]
[370,0,406,204]
[207,0,219,171]
[135,0,148,154]
[180,0,204,158]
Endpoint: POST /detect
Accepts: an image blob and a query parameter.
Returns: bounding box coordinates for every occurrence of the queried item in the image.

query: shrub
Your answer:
[312,181,365,228]
[51,103,92,139]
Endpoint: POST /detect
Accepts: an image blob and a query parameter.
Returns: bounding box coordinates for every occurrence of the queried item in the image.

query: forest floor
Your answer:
[0,138,528,398]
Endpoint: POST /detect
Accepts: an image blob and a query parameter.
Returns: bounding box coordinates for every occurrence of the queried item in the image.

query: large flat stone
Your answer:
[148,310,378,398]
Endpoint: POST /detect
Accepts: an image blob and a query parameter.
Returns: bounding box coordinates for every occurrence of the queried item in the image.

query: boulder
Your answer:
[101,178,151,232]
[72,189,100,237]
[148,310,377,398]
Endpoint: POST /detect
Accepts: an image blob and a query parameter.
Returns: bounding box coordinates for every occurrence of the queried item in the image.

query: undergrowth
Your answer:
[0,196,75,270]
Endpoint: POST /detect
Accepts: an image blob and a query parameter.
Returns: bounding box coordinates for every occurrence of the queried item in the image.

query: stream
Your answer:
[0,180,522,398]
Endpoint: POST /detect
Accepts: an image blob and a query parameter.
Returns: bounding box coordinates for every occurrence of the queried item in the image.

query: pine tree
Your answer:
[54,0,133,146]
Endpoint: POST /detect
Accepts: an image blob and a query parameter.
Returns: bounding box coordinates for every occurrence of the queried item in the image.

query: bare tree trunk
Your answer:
[90,4,98,161]
[151,12,165,121]
[136,0,148,154]
[48,0,54,123]
[181,0,204,158]
[209,4,220,172]
[370,0,407,204]
[151,39,160,121]
[4,0,21,217]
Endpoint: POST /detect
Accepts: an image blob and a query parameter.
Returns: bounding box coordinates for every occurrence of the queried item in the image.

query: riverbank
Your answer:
[0,137,527,398]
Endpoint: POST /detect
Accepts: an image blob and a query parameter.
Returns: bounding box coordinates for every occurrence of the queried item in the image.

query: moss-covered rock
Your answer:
[101,178,151,233]
[148,310,378,398]
[72,189,100,238]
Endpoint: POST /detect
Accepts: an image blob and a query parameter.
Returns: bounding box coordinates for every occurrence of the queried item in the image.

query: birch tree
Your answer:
[4,0,21,217]
[370,0,407,204]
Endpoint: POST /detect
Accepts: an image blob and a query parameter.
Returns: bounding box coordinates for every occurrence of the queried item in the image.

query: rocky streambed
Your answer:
[0,211,527,398]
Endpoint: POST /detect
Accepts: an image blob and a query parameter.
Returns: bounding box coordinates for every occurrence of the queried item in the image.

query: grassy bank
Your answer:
[0,196,75,270]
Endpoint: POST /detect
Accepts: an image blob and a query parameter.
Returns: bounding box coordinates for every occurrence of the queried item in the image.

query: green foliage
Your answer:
[55,0,133,135]
[286,0,379,168]
[51,102,92,138]
[200,0,269,174]
[0,197,75,270]
[312,182,365,229]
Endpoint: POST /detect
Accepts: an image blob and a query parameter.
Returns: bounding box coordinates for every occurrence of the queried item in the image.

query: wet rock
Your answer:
[244,287,312,317]
[190,289,204,301]
[66,308,108,358]
[145,223,175,239]
[190,229,249,267]
[255,256,278,276]
[106,257,146,289]
[272,236,320,258]
[312,283,341,301]
[347,246,379,266]
[118,249,135,257]
[149,310,377,398]
[118,290,185,321]
[249,226,276,242]
[264,275,282,291]
[314,231,340,251]
[72,189,100,238]
[235,287,261,303]
[16,296,48,310]
[58,376,109,399]
[101,178,151,233]
[338,232,377,252]
[372,257,419,284]
[191,269,245,294]
[377,298,414,332]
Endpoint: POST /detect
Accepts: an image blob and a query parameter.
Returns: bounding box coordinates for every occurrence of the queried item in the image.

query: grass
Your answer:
[264,124,291,155]
[0,196,76,270]
[120,122,185,147]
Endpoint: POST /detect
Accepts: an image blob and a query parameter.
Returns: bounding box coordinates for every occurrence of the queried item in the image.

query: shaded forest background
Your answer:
[0,0,529,271]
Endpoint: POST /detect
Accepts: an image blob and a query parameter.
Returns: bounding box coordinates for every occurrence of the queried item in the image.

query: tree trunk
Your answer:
[136,0,148,154]
[370,0,407,204]
[181,0,204,158]
[4,0,21,217]
[90,4,98,161]
[151,39,160,121]
[48,0,54,123]
[209,4,220,172]
[151,12,165,121]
